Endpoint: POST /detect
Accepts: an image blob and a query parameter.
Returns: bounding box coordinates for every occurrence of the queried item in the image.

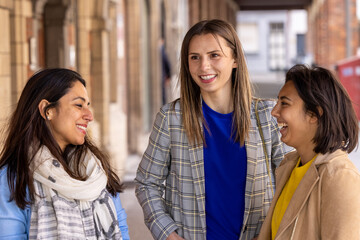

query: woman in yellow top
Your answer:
[257,64,360,240]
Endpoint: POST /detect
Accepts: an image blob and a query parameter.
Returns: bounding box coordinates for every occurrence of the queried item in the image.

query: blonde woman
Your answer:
[135,19,291,240]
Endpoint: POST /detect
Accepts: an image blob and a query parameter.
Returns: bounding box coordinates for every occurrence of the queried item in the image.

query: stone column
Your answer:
[43,1,69,67]
[125,0,141,153]
[76,0,92,92]
[0,0,13,130]
[149,0,162,123]
[90,0,111,148]
[10,0,31,105]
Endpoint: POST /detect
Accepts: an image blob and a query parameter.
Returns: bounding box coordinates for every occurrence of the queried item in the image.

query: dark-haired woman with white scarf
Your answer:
[0,68,129,239]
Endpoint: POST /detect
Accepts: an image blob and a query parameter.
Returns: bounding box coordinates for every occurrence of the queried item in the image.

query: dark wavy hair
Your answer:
[286,64,358,154]
[0,68,123,209]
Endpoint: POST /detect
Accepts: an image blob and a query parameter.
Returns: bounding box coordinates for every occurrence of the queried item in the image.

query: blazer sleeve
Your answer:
[135,106,177,240]
[320,163,360,239]
[111,193,130,240]
[0,167,31,240]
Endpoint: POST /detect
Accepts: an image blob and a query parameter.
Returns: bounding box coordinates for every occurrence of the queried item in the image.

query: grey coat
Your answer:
[135,99,292,240]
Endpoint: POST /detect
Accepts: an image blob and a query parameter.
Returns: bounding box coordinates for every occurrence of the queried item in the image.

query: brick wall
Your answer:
[308,0,358,69]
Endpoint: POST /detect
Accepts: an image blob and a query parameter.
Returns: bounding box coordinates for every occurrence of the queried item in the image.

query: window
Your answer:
[268,22,286,71]
[237,23,259,54]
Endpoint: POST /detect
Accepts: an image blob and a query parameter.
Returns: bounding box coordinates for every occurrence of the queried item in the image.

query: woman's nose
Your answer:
[200,58,210,70]
[84,108,93,122]
[271,102,280,118]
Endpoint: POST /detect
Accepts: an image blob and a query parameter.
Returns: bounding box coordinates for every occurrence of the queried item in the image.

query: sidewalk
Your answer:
[122,154,142,183]
[120,154,153,240]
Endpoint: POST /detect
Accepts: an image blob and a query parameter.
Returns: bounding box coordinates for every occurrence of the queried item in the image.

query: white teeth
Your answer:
[200,75,216,80]
[278,123,288,128]
[77,125,87,131]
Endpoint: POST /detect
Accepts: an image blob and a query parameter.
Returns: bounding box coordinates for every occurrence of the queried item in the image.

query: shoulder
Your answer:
[0,166,16,203]
[0,166,9,190]
[159,99,182,123]
[161,99,181,112]
[251,98,276,112]
[250,97,277,122]
[317,150,360,178]
[279,151,300,167]
[0,165,30,223]
[0,166,12,207]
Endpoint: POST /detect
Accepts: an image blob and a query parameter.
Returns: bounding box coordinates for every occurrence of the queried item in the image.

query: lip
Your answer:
[279,125,288,137]
[277,121,288,136]
[199,74,216,84]
[76,124,87,135]
[279,126,287,135]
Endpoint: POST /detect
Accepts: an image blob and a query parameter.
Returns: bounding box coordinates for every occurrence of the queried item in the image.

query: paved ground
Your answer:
[120,155,153,240]
[120,181,153,240]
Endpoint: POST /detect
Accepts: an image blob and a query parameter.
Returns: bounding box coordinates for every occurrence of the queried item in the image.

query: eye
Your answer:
[75,104,83,108]
[210,53,219,58]
[280,101,289,106]
[189,55,199,60]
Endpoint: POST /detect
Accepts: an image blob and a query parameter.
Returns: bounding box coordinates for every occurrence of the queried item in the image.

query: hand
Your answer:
[166,232,185,240]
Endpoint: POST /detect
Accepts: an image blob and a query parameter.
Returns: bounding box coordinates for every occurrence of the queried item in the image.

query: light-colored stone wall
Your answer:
[0,6,12,130]
[0,0,240,177]
[10,0,31,105]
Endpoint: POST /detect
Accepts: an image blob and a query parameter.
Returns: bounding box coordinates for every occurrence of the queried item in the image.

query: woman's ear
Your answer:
[317,106,323,117]
[309,107,323,124]
[38,99,51,120]
[232,60,238,69]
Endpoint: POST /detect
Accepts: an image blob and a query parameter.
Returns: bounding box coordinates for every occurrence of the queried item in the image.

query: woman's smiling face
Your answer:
[47,81,93,151]
[271,80,318,152]
[188,33,237,100]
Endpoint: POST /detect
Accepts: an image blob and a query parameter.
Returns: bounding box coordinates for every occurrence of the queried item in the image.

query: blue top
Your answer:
[202,101,247,240]
[0,166,130,240]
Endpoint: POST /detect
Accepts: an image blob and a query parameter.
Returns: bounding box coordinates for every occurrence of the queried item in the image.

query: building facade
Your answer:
[307,0,359,69]
[0,0,239,178]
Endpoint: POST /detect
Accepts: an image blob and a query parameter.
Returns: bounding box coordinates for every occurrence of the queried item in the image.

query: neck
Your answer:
[298,150,317,165]
[295,140,317,165]
[201,93,233,114]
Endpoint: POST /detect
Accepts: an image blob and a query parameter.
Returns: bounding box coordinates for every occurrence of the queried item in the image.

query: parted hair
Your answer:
[0,68,123,209]
[176,19,252,145]
[286,64,358,154]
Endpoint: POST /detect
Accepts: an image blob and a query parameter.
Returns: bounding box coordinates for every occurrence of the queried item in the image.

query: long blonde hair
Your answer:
[176,19,252,146]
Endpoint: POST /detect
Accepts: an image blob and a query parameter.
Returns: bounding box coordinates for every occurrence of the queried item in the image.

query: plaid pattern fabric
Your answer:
[135,99,292,240]
[30,183,122,240]
[29,146,122,240]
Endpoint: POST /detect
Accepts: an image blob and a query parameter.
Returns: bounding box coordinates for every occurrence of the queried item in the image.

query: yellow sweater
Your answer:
[271,155,317,239]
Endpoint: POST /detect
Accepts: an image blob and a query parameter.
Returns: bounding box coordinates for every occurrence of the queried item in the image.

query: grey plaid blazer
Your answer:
[135,99,292,240]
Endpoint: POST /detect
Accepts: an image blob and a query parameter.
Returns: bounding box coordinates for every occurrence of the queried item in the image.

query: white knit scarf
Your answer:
[29,146,122,240]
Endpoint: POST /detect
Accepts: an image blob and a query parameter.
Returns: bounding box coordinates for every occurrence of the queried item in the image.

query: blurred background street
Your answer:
[1,0,360,239]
